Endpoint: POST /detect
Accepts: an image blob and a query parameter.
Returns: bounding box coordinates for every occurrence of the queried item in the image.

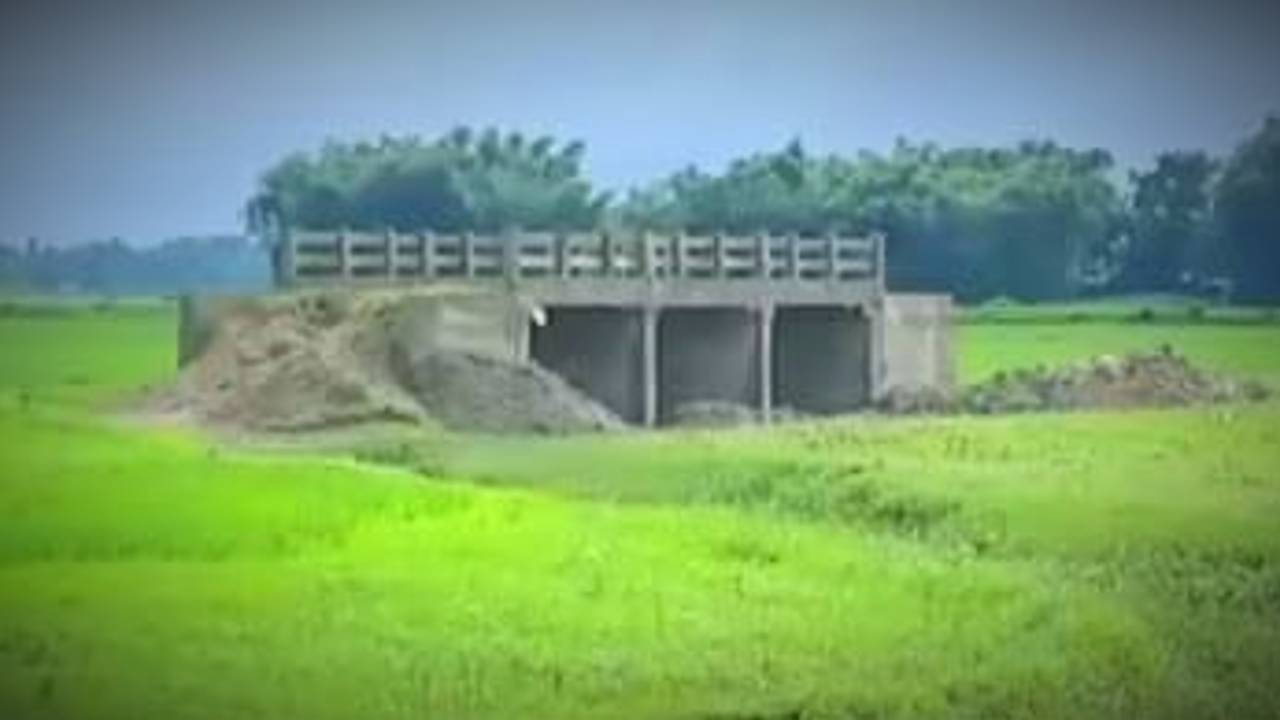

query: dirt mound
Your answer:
[147,292,620,435]
[398,351,620,434]
[149,296,424,431]
[669,401,759,427]
[879,346,1269,415]
[667,401,811,427]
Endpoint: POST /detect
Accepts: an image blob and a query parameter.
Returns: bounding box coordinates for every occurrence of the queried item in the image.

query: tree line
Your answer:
[8,118,1275,302]
[247,117,1280,303]
[0,236,269,296]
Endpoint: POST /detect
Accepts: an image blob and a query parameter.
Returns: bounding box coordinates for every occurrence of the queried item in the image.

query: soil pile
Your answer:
[398,351,621,434]
[667,401,810,427]
[148,292,619,434]
[669,401,760,428]
[880,346,1270,415]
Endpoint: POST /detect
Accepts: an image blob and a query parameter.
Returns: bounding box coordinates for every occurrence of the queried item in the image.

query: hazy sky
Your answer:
[2,0,1278,244]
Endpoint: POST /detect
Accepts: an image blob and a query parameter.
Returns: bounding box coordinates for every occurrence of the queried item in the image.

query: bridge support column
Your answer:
[868,297,886,400]
[642,305,659,427]
[759,303,774,423]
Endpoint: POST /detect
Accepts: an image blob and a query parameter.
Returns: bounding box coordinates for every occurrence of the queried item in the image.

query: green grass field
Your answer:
[2,301,1279,719]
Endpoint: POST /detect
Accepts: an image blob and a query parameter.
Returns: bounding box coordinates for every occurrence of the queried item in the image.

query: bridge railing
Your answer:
[280,229,885,287]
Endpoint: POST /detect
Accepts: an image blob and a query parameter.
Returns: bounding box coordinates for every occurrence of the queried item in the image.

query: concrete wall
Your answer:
[882,293,954,394]
[178,295,220,367]
[658,308,759,421]
[389,291,528,367]
[530,308,645,423]
[773,305,871,414]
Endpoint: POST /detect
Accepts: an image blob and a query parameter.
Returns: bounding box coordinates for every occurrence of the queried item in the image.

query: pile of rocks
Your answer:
[879,346,1269,416]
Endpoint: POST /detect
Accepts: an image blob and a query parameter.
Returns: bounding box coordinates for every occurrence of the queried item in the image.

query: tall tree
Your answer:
[1215,116,1280,303]
[1121,151,1217,292]
[247,127,608,234]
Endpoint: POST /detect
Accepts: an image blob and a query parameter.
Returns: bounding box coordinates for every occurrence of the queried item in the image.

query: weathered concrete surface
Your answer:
[882,293,954,394]
[178,295,221,367]
[773,305,871,414]
[658,308,760,421]
[530,308,645,423]
[389,291,527,367]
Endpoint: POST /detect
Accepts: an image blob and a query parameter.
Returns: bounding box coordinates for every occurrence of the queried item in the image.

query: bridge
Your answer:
[260,228,950,426]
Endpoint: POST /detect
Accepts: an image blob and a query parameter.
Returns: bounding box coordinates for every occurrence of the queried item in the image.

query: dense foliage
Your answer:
[246,128,610,235]
[618,139,1121,301]
[1216,117,1280,303]
[247,119,1279,303]
[9,118,1278,302]
[1117,151,1218,293]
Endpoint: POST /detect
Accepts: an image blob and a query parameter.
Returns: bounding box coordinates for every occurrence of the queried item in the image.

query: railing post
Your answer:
[788,233,801,280]
[420,231,435,279]
[555,233,571,278]
[875,231,887,290]
[503,227,520,283]
[338,228,352,280]
[825,233,838,280]
[385,228,398,280]
[712,232,725,278]
[601,231,615,277]
[640,231,655,280]
[672,233,685,278]
[755,232,770,279]
[461,232,474,278]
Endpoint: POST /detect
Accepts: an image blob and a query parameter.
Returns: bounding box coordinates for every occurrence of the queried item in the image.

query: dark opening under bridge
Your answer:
[264,228,951,426]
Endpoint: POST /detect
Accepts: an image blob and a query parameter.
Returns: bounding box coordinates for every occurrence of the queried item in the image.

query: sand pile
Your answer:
[148,292,619,434]
[880,346,1269,415]
[398,351,619,434]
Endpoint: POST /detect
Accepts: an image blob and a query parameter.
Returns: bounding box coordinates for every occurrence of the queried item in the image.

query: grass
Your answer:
[1,300,1279,718]
[958,321,1280,384]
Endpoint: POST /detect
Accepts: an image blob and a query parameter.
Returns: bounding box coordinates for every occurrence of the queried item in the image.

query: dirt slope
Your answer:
[147,292,619,434]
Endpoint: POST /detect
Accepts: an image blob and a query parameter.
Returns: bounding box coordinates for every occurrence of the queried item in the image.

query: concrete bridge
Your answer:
[266,228,952,426]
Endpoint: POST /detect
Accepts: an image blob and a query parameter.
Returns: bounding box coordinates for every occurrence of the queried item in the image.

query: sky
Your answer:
[1,0,1278,245]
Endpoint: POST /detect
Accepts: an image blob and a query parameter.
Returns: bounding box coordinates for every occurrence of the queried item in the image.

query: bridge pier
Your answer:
[643,306,658,427]
[758,304,774,423]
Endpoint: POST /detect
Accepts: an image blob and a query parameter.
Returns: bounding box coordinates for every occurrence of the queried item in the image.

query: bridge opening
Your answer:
[658,307,761,422]
[529,307,645,423]
[773,305,871,414]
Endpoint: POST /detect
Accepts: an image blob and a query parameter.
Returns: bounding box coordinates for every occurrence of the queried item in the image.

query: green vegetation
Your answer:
[232,115,1280,303]
[9,118,1279,302]
[955,303,1280,386]
[247,128,609,236]
[2,302,1280,719]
